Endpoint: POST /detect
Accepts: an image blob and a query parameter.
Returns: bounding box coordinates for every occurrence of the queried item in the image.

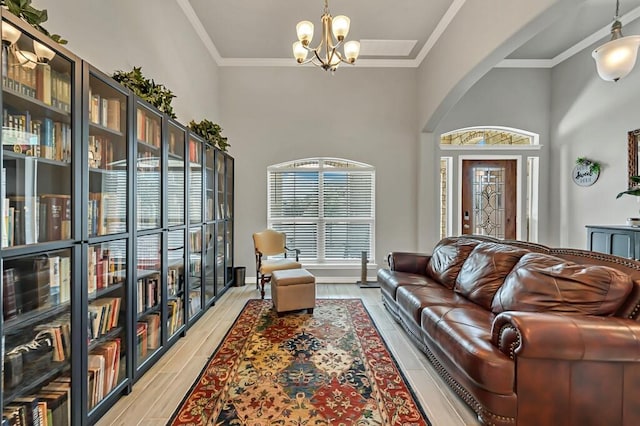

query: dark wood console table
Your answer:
[586,225,640,260]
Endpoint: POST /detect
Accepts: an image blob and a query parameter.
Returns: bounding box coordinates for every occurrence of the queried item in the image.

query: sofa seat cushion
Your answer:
[426,237,481,289]
[421,305,514,395]
[396,285,477,325]
[454,242,529,309]
[492,253,634,316]
[378,269,436,300]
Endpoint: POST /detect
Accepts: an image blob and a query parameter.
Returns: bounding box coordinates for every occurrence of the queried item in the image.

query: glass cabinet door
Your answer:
[204,223,215,304]
[215,151,225,221]
[167,123,185,227]
[135,234,162,368]
[188,137,202,224]
[188,226,202,320]
[87,240,127,413]
[216,222,225,296]
[225,156,234,286]
[1,21,73,247]
[136,104,161,230]
[225,156,234,221]
[87,70,127,237]
[167,229,185,339]
[205,145,214,222]
[2,249,73,424]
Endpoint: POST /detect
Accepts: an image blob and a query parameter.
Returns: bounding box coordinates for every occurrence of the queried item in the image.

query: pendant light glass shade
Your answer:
[331,15,350,40]
[592,1,640,81]
[343,40,361,62]
[296,21,314,45]
[593,35,640,81]
[293,41,308,62]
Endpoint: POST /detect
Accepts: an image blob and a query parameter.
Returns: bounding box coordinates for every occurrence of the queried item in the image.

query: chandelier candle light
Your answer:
[293,0,360,72]
[592,0,640,82]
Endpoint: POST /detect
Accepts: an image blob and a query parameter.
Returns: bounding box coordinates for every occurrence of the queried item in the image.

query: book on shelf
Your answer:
[167,299,184,335]
[40,377,71,426]
[3,268,18,320]
[140,313,160,350]
[38,195,71,241]
[10,396,40,426]
[90,338,120,407]
[189,290,201,316]
[189,140,200,163]
[36,62,52,105]
[6,198,37,247]
[88,297,121,339]
[136,322,148,362]
[88,353,105,407]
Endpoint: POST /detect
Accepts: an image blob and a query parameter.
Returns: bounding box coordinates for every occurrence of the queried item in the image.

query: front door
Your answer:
[461,160,517,239]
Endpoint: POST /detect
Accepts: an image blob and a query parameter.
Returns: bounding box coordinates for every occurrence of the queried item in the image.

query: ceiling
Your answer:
[180,0,640,68]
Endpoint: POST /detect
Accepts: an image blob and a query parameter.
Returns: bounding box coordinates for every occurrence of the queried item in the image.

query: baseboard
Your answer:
[247,276,373,284]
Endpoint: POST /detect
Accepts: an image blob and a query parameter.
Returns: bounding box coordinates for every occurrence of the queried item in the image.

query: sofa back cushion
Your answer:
[426,237,480,289]
[454,242,529,309]
[491,253,633,316]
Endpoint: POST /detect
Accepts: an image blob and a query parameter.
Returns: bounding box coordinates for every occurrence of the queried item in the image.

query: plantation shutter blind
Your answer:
[323,172,373,260]
[269,171,319,259]
[268,159,375,263]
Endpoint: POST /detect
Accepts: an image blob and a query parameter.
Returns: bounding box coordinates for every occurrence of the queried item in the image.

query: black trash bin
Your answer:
[234,266,246,287]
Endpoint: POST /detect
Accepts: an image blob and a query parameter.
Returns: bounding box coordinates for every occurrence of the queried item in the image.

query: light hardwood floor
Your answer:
[97,284,481,426]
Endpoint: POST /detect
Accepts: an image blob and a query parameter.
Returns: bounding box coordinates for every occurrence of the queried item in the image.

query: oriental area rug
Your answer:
[168,298,431,425]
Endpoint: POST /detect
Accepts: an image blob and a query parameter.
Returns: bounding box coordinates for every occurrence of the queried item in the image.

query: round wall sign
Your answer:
[572,163,599,186]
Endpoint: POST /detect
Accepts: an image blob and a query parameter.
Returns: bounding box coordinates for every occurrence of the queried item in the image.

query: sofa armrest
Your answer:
[387,252,431,275]
[491,311,640,361]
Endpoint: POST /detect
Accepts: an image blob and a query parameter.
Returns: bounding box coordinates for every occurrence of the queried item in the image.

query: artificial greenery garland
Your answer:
[112,67,176,119]
[189,119,229,152]
[1,0,66,44]
[575,157,601,175]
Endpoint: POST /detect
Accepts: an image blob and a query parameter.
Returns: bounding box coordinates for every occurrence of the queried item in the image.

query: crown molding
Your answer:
[176,0,223,63]
[220,57,418,68]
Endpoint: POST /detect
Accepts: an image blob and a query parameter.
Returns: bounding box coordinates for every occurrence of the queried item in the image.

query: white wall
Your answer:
[417,0,582,132]
[548,19,640,248]
[219,67,419,279]
[36,0,219,123]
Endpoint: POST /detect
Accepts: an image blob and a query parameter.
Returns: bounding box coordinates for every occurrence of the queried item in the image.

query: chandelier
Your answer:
[592,0,640,82]
[292,0,361,72]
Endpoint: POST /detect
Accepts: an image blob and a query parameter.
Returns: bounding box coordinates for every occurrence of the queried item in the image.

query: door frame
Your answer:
[457,155,522,239]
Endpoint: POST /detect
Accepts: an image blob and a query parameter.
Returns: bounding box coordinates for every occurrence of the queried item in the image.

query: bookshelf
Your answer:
[0,10,233,425]
[1,10,81,426]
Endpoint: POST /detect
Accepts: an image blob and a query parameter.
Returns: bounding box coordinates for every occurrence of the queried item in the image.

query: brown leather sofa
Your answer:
[378,235,640,426]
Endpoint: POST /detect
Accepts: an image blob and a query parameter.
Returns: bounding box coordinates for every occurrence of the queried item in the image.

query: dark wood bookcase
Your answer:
[0,10,234,425]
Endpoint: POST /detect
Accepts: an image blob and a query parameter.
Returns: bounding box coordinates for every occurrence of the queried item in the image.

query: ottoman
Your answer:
[271,269,316,315]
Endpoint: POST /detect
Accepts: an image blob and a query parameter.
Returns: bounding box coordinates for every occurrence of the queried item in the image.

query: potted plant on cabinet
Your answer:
[189,119,229,152]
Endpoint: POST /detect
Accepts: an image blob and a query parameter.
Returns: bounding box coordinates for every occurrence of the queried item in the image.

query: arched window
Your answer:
[267,158,375,264]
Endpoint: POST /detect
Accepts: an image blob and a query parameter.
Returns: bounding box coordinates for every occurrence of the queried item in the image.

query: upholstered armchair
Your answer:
[253,229,301,298]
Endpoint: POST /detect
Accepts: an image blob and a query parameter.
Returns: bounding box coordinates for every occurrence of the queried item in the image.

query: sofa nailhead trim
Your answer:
[496,323,521,360]
[382,297,516,426]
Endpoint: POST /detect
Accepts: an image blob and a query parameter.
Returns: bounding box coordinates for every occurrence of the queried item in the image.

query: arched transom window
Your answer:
[441,127,538,146]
